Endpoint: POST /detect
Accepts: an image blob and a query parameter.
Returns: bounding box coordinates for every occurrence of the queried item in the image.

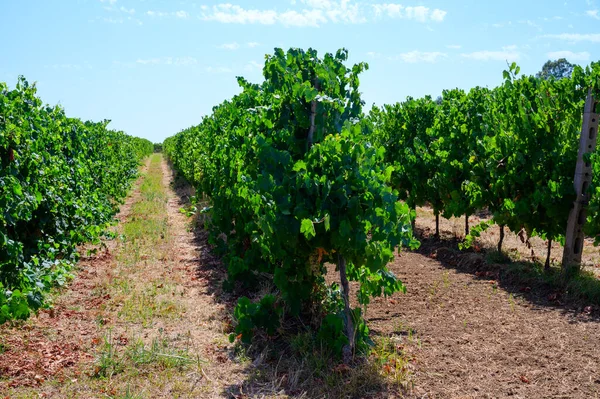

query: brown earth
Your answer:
[359,213,600,398]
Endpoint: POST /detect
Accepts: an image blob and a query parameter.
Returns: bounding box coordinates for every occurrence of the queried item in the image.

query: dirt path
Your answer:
[158,155,247,397]
[367,249,600,398]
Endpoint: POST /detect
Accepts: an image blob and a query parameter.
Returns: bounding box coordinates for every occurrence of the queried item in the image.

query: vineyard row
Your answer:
[164,48,600,356]
[0,77,153,323]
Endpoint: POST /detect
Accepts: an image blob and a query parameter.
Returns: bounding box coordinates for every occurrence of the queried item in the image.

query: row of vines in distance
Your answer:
[371,62,600,271]
[1,77,153,323]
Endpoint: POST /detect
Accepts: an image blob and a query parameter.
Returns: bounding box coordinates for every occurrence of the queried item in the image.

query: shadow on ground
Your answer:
[414,225,600,323]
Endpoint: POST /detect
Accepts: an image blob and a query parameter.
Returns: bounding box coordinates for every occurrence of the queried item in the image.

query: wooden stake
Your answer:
[562,91,599,276]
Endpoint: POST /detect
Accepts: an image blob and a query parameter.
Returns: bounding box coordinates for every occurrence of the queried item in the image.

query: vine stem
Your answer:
[338,254,354,364]
[545,239,552,270]
[498,224,505,253]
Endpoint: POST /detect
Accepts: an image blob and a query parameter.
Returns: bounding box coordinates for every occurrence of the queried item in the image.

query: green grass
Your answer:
[118,290,181,327]
[119,385,145,399]
[90,157,202,383]
[126,334,199,370]
[94,329,125,378]
[119,154,168,266]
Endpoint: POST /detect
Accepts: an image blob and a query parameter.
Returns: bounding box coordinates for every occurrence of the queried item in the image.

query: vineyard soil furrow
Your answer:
[366,247,600,398]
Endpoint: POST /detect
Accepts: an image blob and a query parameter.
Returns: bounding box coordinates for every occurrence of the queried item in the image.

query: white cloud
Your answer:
[175,57,198,66]
[244,60,263,71]
[430,8,446,22]
[298,0,365,23]
[201,1,445,26]
[541,16,563,21]
[519,19,542,31]
[278,9,327,27]
[461,46,520,62]
[103,17,124,23]
[405,6,428,22]
[315,0,366,23]
[201,4,278,24]
[367,49,447,62]
[586,9,600,19]
[374,3,402,17]
[120,6,134,14]
[204,66,233,73]
[135,57,198,66]
[247,41,260,48]
[95,10,142,25]
[201,4,354,26]
[136,58,163,65]
[302,0,334,8]
[446,44,461,49]
[147,11,167,17]
[218,42,241,50]
[146,10,189,19]
[373,4,447,23]
[98,0,132,19]
[543,33,600,43]
[547,50,590,61]
[392,50,447,63]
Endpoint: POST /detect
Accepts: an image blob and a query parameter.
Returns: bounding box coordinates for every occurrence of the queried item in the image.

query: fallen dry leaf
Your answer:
[333,364,351,374]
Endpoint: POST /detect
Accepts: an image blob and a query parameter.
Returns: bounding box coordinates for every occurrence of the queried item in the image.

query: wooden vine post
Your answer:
[562,91,599,276]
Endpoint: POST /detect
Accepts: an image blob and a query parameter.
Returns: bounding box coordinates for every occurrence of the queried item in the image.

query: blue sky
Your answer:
[1,0,599,143]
